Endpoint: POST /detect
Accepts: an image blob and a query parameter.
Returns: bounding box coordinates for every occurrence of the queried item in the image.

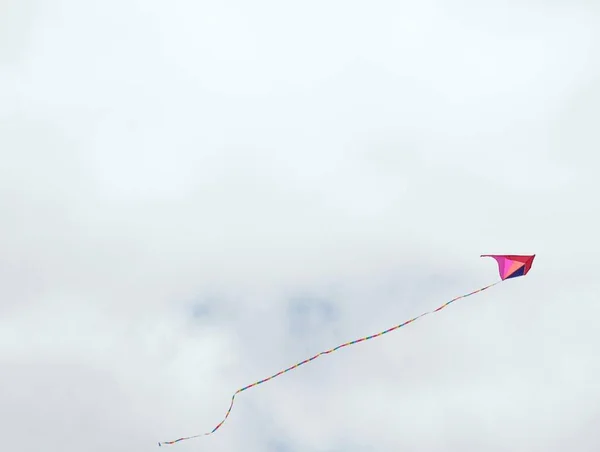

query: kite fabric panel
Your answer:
[159,253,535,446]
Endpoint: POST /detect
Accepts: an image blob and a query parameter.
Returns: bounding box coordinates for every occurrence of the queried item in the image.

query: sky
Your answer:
[1,1,600,451]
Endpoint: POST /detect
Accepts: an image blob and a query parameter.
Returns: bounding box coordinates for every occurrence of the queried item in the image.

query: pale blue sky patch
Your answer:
[191,303,212,319]
[190,299,216,320]
[266,439,295,452]
[287,296,340,338]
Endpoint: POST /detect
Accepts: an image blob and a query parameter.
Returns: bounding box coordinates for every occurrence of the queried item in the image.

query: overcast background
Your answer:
[1,1,600,451]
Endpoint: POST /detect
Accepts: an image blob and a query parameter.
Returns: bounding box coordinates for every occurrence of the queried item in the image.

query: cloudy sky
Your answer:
[2,1,600,451]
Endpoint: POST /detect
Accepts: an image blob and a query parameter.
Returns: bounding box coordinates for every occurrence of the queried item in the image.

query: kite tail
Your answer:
[159,279,502,446]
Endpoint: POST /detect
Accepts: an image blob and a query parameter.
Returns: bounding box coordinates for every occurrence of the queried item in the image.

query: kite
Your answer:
[158,254,535,446]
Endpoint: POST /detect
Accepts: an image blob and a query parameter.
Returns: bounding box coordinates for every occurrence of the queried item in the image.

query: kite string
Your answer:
[159,280,501,446]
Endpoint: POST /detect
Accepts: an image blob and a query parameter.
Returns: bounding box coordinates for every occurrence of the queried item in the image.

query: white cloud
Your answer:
[1,1,599,451]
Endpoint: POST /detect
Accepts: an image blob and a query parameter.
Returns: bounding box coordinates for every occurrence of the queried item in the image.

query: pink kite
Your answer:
[481,254,535,280]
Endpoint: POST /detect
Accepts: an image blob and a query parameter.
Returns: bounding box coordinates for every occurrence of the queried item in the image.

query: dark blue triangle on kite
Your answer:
[505,266,526,279]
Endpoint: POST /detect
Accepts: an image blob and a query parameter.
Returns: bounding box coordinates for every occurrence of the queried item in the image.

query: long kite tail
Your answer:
[158,280,502,446]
